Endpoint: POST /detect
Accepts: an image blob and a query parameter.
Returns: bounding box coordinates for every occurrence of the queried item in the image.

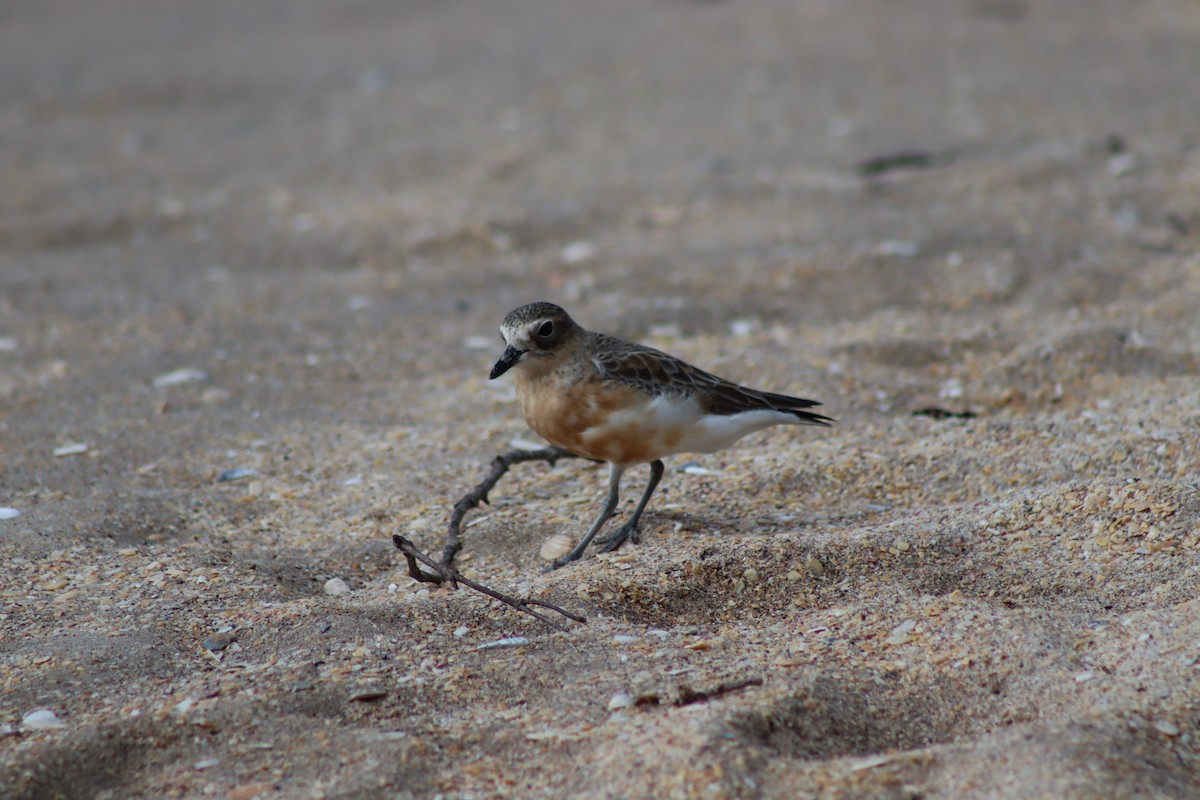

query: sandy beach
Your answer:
[3,1,1199,797]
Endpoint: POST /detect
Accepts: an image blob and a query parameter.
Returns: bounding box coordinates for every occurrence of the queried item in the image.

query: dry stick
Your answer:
[441,445,580,568]
[392,535,585,631]
[393,445,587,631]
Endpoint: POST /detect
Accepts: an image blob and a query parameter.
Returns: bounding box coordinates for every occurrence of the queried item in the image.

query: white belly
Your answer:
[585,393,800,460]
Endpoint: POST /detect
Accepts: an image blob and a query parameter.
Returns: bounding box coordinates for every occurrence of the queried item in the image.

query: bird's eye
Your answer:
[537,321,555,338]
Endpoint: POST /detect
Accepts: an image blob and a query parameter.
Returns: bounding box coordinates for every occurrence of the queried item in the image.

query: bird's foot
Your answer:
[594,521,639,553]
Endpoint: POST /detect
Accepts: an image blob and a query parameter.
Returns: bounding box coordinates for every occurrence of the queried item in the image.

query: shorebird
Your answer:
[489,302,832,569]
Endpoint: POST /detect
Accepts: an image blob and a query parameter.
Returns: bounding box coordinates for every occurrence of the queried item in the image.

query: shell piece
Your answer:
[22,709,66,730]
[539,533,575,561]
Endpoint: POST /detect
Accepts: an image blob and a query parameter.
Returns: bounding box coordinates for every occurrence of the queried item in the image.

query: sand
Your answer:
[2,0,1199,797]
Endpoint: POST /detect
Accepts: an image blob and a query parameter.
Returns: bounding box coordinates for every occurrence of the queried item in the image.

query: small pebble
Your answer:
[1154,720,1180,737]
[805,557,826,577]
[217,468,258,483]
[53,443,89,458]
[476,637,529,650]
[729,319,756,338]
[613,634,639,644]
[194,758,220,771]
[876,239,920,257]
[560,240,596,264]
[348,689,388,703]
[453,626,470,638]
[22,709,65,730]
[0,508,20,520]
[323,578,352,596]
[607,692,635,710]
[887,619,917,646]
[1107,152,1138,177]
[152,368,208,388]
[0,723,19,739]
[850,754,893,772]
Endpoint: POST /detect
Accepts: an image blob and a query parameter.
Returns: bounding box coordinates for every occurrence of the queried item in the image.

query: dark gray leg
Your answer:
[549,462,624,570]
[596,459,664,553]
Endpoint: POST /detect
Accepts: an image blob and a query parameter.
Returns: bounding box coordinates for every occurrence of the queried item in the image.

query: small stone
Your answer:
[560,241,596,264]
[348,689,388,703]
[850,754,893,772]
[742,568,759,583]
[1154,720,1180,737]
[22,709,65,730]
[607,692,635,711]
[453,625,470,638]
[876,239,920,258]
[217,468,258,483]
[53,443,89,458]
[887,619,917,646]
[613,634,639,644]
[194,758,220,770]
[323,577,352,596]
[896,540,911,552]
[152,368,208,388]
[0,723,18,739]
[729,319,756,338]
[0,508,20,520]
[805,557,826,577]
[1107,152,1138,177]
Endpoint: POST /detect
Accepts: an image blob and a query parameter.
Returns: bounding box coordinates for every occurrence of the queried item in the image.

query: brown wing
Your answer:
[589,333,833,426]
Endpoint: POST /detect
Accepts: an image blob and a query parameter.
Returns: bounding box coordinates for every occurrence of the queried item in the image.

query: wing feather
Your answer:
[589,333,832,426]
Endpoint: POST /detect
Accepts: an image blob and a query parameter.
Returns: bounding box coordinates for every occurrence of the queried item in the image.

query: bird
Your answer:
[488,301,832,569]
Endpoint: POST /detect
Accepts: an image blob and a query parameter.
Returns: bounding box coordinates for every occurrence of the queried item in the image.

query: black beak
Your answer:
[489,344,525,379]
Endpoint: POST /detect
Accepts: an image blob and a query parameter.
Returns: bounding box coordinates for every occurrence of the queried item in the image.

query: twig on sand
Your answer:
[392,535,586,631]
[441,445,580,568]
[392,445,587,630]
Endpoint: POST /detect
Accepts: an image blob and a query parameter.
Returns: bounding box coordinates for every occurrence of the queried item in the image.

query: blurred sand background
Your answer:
[3,0,1200,797]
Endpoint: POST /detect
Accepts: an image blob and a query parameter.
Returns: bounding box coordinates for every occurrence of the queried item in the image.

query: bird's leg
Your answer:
[596,459,664,553]
[549,463,624,570]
